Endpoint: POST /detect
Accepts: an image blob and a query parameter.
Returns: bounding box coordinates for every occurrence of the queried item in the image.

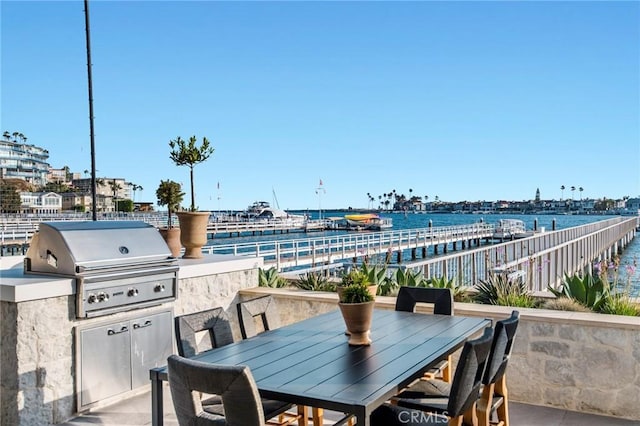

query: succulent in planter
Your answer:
[340,283,375,304]
[156,180,184,229]
[338,268,378,302]
[338,283,375,346]
[340,269,369,287]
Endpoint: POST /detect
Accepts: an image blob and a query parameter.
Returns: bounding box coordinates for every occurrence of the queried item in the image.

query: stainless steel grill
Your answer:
[24,221,179,318]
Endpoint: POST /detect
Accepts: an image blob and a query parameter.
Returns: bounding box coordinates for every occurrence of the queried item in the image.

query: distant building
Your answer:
[19,192,62,214]
[72,177,131,200]
[0,139,50,187]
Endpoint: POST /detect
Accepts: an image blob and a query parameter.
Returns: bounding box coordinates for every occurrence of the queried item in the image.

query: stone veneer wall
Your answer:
[239,287,640,421]
[0,268,259,425]
[1,296,76,425]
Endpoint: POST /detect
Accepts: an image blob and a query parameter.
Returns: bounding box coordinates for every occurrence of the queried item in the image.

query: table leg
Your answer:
[151,373,164,426]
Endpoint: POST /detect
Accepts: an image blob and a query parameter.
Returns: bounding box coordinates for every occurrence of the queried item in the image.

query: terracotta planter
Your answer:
[159,227,181,258]
[338,301,375,346]
[176,211,210,259]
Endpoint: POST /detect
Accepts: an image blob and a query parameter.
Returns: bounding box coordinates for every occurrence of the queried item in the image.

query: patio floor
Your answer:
[60,383,639,426]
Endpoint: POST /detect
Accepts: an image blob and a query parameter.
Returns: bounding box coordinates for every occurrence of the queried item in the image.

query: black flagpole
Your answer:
[83,0,97,220]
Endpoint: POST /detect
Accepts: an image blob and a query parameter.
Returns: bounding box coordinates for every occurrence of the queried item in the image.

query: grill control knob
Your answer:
[127,288,139,297]
[97,292,109,302]
[87,294,97,304]
[154,284,166,293]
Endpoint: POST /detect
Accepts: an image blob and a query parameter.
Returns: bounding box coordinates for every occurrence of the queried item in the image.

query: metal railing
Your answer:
[399,217,638,291]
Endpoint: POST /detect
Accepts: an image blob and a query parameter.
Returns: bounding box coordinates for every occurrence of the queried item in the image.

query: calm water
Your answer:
[207,211,640,294]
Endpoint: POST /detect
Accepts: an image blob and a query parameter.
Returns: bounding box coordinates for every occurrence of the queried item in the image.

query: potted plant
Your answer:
[337,267,378,302]
[338,283,375,346]
[169,135,214,258]
[155,179,185,257]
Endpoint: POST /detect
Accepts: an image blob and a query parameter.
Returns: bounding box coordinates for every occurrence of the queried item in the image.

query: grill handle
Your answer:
[133,320,152,330]
[107,326,129,336]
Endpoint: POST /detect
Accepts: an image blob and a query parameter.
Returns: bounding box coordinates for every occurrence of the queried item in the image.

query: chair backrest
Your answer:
[237,295,281,339]
[175,307,234,358]
[167,354,264,426]
[446,326,494,418]
[483,310,520,385]
[395,286,454,316]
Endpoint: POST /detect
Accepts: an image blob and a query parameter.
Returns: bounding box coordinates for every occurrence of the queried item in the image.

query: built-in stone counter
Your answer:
[0,254,263,425]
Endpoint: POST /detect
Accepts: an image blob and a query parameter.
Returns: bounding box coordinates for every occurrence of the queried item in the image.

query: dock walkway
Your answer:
[202,217,638,292]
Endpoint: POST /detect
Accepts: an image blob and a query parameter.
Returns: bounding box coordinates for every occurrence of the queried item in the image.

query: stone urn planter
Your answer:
[176,211,210,259]
[159,227,181,258]
[338,301,375,345]
[337,283,375,345]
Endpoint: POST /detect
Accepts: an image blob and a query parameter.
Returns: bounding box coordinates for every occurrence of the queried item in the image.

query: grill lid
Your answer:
[25,221,175,276]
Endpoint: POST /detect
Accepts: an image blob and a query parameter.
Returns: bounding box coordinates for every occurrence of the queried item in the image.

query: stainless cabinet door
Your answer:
[130,310,173,389]
[79,321,131,407]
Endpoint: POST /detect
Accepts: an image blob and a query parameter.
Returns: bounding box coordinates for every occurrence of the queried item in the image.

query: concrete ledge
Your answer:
[0,254,264,303]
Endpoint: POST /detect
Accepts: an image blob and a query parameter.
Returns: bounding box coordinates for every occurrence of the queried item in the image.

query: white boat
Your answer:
[241,201,305,223]
[492,219,527,240]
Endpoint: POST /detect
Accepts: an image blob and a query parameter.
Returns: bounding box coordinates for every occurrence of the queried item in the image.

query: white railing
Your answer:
[202,217,637,292]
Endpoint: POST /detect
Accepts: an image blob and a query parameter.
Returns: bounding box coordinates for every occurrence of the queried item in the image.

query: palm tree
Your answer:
[3,131,11,140]
[579,187,584,200]
[129,183,143,202]
[560,185,565,200]
[110,180,122,212]
[570,186,576,200]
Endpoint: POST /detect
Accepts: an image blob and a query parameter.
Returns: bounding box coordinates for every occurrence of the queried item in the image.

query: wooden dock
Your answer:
[201,217,638,292]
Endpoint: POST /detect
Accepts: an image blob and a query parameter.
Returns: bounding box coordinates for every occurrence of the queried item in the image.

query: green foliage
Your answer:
[340,284,375,304]
[41,182,72,193]
[475,273,538,307]
[169,135,214,212]
[548,274,609,312]
[156,180,185,228]
[0,181,21,213]
[376,267,428,297]
[377,276,399,297]
[394,267,429,288]
[258,267,288,288]
[295,272,336,292]
[600,294,640,316]
[359,262,388,286]
[116,199,134,212]
[340,269,369,287]
[427,275,470,302]
[542,297,591,312]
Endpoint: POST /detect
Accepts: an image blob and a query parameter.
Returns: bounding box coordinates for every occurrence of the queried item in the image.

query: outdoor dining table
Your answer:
[150,308,490,426]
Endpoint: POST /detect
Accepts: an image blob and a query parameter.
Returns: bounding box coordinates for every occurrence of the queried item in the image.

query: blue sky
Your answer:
[2,1,639,211]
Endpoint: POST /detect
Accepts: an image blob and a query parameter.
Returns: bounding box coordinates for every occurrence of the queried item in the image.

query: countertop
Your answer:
[0,254,263,303]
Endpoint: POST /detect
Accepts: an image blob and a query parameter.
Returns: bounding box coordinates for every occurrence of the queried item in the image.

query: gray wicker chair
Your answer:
[167,354,264,426]
[370,326,494,426]
[395,286,455,382]
[174,307,306,426]
[392,311,520,426]
[237,295,324,426]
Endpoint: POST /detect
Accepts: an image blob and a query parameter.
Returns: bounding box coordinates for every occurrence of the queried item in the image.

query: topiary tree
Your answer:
[169,135,214,212]
[156,180,185,228]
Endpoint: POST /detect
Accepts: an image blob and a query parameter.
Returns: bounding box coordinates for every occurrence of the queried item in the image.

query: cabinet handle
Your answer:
[133,320,152,330]
[107,326,129,336]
